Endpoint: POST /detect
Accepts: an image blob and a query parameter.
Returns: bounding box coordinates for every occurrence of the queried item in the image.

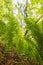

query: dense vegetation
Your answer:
[0,0,43,65]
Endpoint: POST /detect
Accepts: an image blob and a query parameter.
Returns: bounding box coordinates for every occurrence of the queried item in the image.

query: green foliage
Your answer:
[24,17,43,60]
[0,0,43,63]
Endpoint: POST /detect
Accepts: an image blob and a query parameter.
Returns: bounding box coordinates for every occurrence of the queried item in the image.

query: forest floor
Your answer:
[0,42,43,65]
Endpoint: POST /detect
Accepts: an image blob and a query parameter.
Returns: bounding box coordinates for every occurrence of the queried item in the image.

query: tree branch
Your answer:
[36,15,43,24]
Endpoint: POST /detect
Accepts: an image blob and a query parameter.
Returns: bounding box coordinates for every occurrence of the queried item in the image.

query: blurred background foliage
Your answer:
[0,0,43,63]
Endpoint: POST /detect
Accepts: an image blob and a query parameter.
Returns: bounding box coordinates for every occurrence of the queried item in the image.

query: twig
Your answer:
[36,15,43,24]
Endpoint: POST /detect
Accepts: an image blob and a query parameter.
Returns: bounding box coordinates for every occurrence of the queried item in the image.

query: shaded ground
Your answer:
[0,42,43,65]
